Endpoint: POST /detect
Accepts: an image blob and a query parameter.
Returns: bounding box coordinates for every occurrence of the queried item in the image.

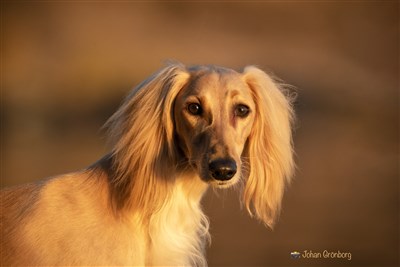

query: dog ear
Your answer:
[104,63,190,214]
[241,66,295,228]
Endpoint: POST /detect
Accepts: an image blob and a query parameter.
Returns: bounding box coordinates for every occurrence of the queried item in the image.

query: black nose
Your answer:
[209,158,237,181]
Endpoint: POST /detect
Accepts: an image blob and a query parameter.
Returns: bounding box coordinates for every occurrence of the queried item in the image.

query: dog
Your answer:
[0,63,295,266]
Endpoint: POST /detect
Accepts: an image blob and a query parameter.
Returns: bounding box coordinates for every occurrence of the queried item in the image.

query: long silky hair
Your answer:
[103,63,191,218]
[242,66,295,228]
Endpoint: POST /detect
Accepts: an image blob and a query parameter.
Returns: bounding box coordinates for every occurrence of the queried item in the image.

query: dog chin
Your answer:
[209,177,239,189]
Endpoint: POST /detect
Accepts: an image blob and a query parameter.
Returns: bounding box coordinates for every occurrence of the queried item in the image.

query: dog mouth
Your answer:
[209,178,239,188]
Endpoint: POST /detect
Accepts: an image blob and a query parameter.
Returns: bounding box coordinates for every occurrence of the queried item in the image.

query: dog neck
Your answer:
[146,172,210,266]
[89,154,209,215]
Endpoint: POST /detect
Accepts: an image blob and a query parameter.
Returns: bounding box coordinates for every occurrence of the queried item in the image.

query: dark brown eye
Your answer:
[234,104,250,118]
[187,103,202,115]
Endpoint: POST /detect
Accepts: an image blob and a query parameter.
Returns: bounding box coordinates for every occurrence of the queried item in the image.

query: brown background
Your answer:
[1,2,398,267]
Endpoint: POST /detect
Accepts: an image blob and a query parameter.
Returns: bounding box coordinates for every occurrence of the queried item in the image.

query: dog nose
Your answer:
[209,158,237,181]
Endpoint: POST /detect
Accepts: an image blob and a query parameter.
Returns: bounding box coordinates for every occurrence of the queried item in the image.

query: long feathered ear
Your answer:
[104,63,190,216]
[241,66,295,228]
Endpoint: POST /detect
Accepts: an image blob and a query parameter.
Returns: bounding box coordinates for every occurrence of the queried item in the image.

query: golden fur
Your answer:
[0,63,295,266]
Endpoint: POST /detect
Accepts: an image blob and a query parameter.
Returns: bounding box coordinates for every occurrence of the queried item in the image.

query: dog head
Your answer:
[106,62,294,227]
[173,65,256,188]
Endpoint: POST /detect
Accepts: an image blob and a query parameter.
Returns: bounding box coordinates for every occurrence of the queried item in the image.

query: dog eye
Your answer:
[234,104,250,118]
[187,103,203,116]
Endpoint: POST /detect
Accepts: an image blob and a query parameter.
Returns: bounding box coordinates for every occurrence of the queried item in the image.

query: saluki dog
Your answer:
[0,63,295,266]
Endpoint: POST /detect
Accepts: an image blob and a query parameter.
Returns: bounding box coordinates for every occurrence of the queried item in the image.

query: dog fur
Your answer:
[0,63,295,266]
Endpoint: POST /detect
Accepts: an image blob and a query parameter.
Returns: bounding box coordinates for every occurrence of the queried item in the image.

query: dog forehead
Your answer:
[185,68,249,97]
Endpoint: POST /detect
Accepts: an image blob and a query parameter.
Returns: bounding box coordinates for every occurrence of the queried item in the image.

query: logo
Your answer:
[291,250,352,261]
[290,251,301,259]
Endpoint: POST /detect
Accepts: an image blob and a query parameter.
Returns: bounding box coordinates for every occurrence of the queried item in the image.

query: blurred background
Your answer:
[1,2,398,267]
